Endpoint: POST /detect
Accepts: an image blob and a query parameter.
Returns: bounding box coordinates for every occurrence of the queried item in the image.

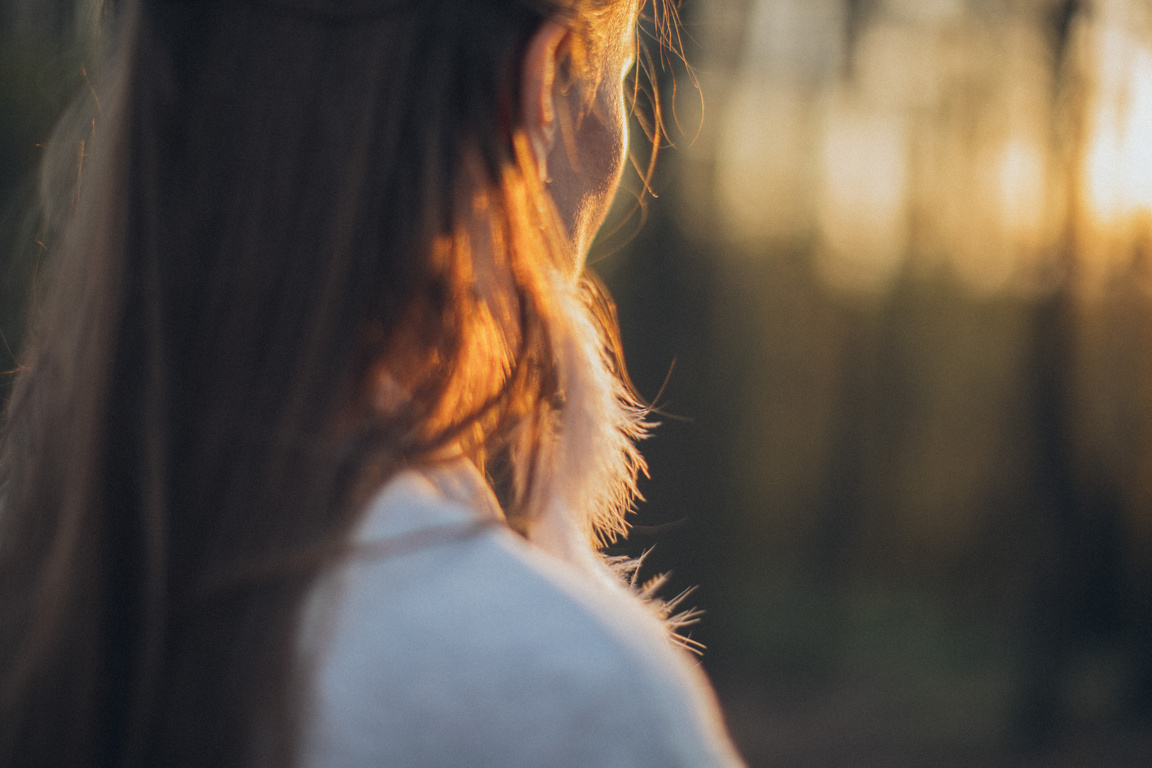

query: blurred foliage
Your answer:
[604,0,1152,764]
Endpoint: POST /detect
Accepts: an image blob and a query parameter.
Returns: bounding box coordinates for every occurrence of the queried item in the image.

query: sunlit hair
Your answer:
[0,0,679,765]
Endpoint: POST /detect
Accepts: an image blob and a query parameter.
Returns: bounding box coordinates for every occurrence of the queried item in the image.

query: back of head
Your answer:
[0,0,653,765]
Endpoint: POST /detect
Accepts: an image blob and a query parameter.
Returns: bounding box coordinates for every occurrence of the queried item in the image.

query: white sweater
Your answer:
[299,461,746,767]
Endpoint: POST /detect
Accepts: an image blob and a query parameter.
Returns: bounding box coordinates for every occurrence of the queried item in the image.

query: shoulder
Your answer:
[299,464,745,768]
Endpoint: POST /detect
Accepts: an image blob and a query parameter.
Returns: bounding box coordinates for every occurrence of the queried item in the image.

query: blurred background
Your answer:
[4,0,1152,765]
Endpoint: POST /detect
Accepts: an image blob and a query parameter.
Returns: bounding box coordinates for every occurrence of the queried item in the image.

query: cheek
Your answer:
[603,92,629,197]
[569,90,629,254]
[544,78,631,267]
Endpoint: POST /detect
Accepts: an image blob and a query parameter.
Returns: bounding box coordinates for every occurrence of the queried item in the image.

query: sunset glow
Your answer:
[717,80,814,244]
[1084,8,1152,223]
[996,138,1047,240]
[816,102,909,294]
[702,0,1152,298]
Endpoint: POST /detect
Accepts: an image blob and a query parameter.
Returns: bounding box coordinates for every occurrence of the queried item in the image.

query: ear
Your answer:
[520,20,568,181]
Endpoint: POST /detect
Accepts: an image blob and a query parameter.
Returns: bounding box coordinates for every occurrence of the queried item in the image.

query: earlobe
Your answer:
[521,20,567,182]
[531,123,556,184]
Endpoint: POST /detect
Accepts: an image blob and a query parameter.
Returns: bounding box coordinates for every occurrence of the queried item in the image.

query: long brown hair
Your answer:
[0,0,674,765]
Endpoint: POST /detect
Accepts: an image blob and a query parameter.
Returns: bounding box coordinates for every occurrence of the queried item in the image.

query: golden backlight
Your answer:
[702,0,1152,298]
[1084,9,1152,223]
[996,139,1048,245]
[816,101,909,295]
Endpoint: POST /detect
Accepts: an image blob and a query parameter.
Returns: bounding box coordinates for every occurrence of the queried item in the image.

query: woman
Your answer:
[0,0,745,765]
